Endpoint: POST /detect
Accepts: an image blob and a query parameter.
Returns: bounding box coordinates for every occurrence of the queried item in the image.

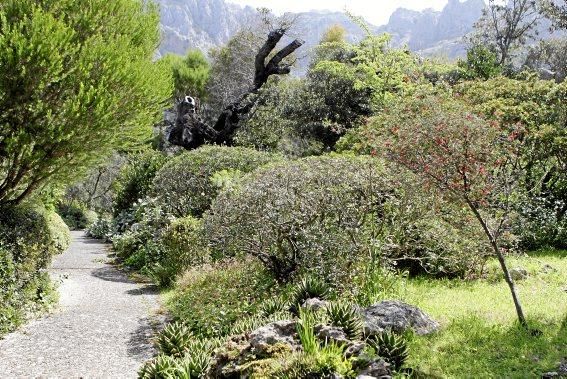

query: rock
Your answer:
[302,297,329,312]
[542,372,560,378]
[358,358,392,378]
[249,320,299,355]
[345,341,367,358]
[510,268,528,281]
[315,325,349,345]
[360,300,439,336]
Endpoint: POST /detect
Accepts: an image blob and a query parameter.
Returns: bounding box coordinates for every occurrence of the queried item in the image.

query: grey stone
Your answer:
[302,297,329,312]
[360,300,439,336]
[315,325,349,345]
[358,358,392,378]
[345,341,367,358]
[510,267,528,281]
[249,320,299,355]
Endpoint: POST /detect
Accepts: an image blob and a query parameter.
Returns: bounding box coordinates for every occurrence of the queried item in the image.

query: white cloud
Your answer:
[227,0,453,26]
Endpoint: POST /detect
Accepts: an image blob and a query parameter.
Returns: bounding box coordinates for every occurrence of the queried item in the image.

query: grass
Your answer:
[402,249,567,378]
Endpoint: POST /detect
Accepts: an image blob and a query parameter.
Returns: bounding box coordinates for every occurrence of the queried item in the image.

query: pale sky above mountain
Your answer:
[227,0,454,26]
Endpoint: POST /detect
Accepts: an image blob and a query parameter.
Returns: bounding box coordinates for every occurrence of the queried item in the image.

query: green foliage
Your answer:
[151,145,277,217]
[297,309,319,355]
[367,332,409,371]
[458,44,502,80]
[56,202,97,230]
[258,297,290,317]
[325,302,363,340]
[47,211,72,252]
[159,50,210,99]
[459,77,567,250]
[0,0,172,206]
[166,259,278,338]
[0,204,68,335]
[156,322,194,358]
[291,276,333,308]
[205,155,481,281]
[151,216,209,287]
[113,150,167,217]
[138,354,178,379]
[86,217,114,241]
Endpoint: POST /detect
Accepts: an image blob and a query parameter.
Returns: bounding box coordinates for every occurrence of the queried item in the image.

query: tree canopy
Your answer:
[0,0,172,206]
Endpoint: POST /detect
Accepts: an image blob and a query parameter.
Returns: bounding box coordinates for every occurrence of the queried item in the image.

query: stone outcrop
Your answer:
[359,300,440,336]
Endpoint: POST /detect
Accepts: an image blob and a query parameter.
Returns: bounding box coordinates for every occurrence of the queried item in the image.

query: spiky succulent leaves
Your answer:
[325,302,363,340]
[138,355,178,379]
[181,348,212,378]
[297,308,320,355]
[259,296,289,316]
[367,331,409,371]
[156,322,193,358]
[290,276,332,314]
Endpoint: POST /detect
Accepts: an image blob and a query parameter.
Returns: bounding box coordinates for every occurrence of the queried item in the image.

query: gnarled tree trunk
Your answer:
[168,28,303,150]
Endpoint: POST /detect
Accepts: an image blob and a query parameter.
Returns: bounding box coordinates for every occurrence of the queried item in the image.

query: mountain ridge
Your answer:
[157,0,487,60]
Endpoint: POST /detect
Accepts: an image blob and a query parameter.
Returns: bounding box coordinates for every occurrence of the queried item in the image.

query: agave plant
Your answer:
[138,354,177,379]
[258,296,289,316]
[290,276,332,314]
[156,321,193,358]
[325,301,363,340]
[367,331,409,371]
[177,349,212,378]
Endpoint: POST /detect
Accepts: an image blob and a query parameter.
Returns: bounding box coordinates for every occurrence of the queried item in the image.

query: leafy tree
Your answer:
[458,44,502,80]
[160,50,210,99]
[367,90,532,329]
[540,0,567,29]
[472,0,541,67]
[0,0,172,206]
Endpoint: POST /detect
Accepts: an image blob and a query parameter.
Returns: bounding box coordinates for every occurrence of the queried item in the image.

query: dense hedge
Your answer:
[0,205,70,334]
[204,155,488,283]
[56,202,98,230]
[151,145,279,217]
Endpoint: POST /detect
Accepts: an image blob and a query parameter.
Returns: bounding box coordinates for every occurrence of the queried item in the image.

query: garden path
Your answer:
[0,231,162,378]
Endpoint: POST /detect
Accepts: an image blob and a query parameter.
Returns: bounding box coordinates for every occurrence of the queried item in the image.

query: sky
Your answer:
[226,0,453,26]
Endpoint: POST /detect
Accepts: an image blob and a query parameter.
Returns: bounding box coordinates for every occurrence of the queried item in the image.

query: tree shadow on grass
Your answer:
[411,314,567,378]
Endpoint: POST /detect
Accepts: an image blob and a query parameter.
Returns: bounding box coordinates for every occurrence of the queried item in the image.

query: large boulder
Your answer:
[359,300,439,336]
[249,320,300,355]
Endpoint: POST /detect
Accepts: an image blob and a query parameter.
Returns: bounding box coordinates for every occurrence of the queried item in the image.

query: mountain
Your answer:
[156,0,255,56]
[156,0,487,61]
[378,0,486,58]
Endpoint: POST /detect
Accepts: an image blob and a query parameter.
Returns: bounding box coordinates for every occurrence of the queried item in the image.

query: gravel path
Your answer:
[0,231,162,378]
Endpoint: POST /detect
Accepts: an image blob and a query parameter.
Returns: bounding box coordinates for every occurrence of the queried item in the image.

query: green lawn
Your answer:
[403,250,567,378]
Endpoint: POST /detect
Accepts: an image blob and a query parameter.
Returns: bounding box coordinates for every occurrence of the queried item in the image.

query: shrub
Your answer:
[113,150,167,217]
[0,204,69,334]
[56,202,97,230]
[204,155,393,283]
[86,218,114,242]
[150,216,209,287]
[206,155,489,282]
[47,211,72,252]
[166,259,278,338]
[151,145,278,217]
